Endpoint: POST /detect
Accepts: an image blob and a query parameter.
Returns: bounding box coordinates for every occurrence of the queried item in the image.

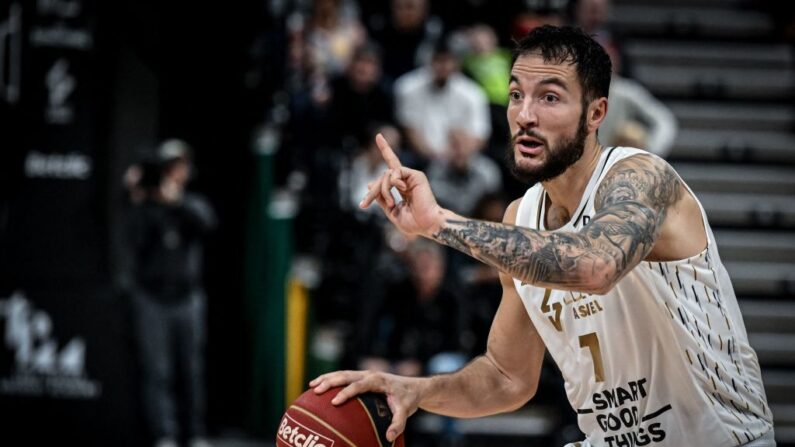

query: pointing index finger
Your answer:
[376,133,402,170]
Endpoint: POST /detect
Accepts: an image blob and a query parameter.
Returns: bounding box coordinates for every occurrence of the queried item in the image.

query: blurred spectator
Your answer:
[570,0,615,52]
[367,0,445,81]
[327,42,395,152]
[338,124,402,215]
[427,128,503,216]
[600,43,678,157]
[455,193,508,356]
[298,127,402,325]
[288,0,364,115]
[462,24,511,108]
[568,0,625,85]
[356,238,466,376]
[569,0,677,156]
[352,237,467,446]
[126,140,216,447]
[425,0,525,44]
[305,0,365,77]
[395,41,491,164]
[511,0,567,40]
[460,24,514,164]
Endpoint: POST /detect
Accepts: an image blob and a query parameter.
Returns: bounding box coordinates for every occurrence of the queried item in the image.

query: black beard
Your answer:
[432,77,449,90]
[505,109,589,186]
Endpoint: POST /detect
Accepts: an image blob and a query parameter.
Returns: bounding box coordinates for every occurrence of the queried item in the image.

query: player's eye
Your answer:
[541,94,559,103]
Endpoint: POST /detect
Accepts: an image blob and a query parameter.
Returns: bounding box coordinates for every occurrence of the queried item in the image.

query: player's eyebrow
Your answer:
[539,77,569,91]
[509,75,569,92]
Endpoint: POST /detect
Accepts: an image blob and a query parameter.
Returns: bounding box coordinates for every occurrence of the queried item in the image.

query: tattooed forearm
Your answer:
[433,219,617,291]
[431,155,683,292]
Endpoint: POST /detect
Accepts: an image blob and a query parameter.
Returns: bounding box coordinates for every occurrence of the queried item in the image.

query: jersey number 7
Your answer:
[579,332,605,382]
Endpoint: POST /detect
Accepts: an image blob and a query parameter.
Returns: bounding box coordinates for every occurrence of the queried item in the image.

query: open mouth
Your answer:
[515,137,545,155]
[519,140,542,148]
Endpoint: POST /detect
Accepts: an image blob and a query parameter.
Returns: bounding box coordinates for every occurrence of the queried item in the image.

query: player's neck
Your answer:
[542,136,603,217]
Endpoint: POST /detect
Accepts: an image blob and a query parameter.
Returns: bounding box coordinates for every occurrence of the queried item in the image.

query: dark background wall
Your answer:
[0,0,270,442]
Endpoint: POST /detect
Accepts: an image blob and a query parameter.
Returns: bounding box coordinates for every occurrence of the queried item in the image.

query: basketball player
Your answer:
[310,26,775,446]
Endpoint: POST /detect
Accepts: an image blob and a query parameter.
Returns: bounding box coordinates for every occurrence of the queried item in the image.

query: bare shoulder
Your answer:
[595,154,683,212]
[503,199,522,225]
[594,153,706,261]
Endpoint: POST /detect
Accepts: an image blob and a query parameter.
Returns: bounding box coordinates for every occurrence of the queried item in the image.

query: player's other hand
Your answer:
[310,370,423,443]
[360,133,446,237]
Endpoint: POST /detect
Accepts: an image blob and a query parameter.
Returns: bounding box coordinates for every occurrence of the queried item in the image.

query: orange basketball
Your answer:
[277,387,405,447]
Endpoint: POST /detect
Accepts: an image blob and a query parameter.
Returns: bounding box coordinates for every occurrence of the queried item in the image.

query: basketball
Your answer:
[277,387,405,447]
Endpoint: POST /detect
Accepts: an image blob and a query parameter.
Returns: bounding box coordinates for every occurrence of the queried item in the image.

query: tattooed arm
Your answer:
[359,135,683,293]
[431,155,683,293]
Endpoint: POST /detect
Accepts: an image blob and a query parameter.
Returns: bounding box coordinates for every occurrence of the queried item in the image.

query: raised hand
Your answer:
[310,370,424,443]
[360,133,447,237]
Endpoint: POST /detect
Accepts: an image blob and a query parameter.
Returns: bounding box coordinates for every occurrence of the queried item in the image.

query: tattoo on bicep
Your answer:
[588,157,683,270]
[431,157,683,290]
[595,157,682,213]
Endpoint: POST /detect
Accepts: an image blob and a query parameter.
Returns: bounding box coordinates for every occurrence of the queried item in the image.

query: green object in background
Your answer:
[463,49,512,106]
[244,125,296,435]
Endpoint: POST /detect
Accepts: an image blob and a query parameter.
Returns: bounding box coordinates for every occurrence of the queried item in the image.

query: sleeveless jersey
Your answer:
[513,147,774,447]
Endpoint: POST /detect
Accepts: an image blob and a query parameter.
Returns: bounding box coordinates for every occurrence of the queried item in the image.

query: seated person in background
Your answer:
[599,45,678,157]
[304,0,365,77]
[367,0,444,81]
[356,238,467,377]
[426,128,502,217]
[571,0,678,157]
[461,24,514,165]
[462,24,512,110]
[339,124,402,216]
[327,42,395,152]
[395,40,491,164]
[455,193,508,356]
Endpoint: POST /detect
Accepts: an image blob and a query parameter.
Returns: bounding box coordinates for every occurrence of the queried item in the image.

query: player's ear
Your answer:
[587,97,608,133]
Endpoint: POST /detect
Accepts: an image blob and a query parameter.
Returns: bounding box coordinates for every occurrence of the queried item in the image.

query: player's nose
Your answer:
[515,99,539,129]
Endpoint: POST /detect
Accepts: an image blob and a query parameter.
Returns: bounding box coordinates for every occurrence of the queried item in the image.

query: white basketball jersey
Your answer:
[513,147,774,447]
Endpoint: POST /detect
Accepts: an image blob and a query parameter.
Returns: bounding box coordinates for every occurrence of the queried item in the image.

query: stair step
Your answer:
[770,403,795,444]
[615,0,754,6]
[748,333,795,366]
[713,231,795,264]
[671,129,795,164]
[771,403,795,426]
[726,261,795,296]
[675,163,795,195]
[668,102,795,132]
[699,192,795,228]
[634,65,795,100]
[762,371,795,404]
[612,5,774,38]
[740,300,795,333]
[625,40,793,69]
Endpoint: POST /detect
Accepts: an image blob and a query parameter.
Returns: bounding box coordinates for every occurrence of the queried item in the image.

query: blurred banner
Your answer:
[0,286,137,445]
[0,0,138,444]
[1,0,107,283]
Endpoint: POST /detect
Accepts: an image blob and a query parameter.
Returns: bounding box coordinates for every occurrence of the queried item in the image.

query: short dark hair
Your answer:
[352,41,383,65]
[512,25,611,102]
[431,37,456,60]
